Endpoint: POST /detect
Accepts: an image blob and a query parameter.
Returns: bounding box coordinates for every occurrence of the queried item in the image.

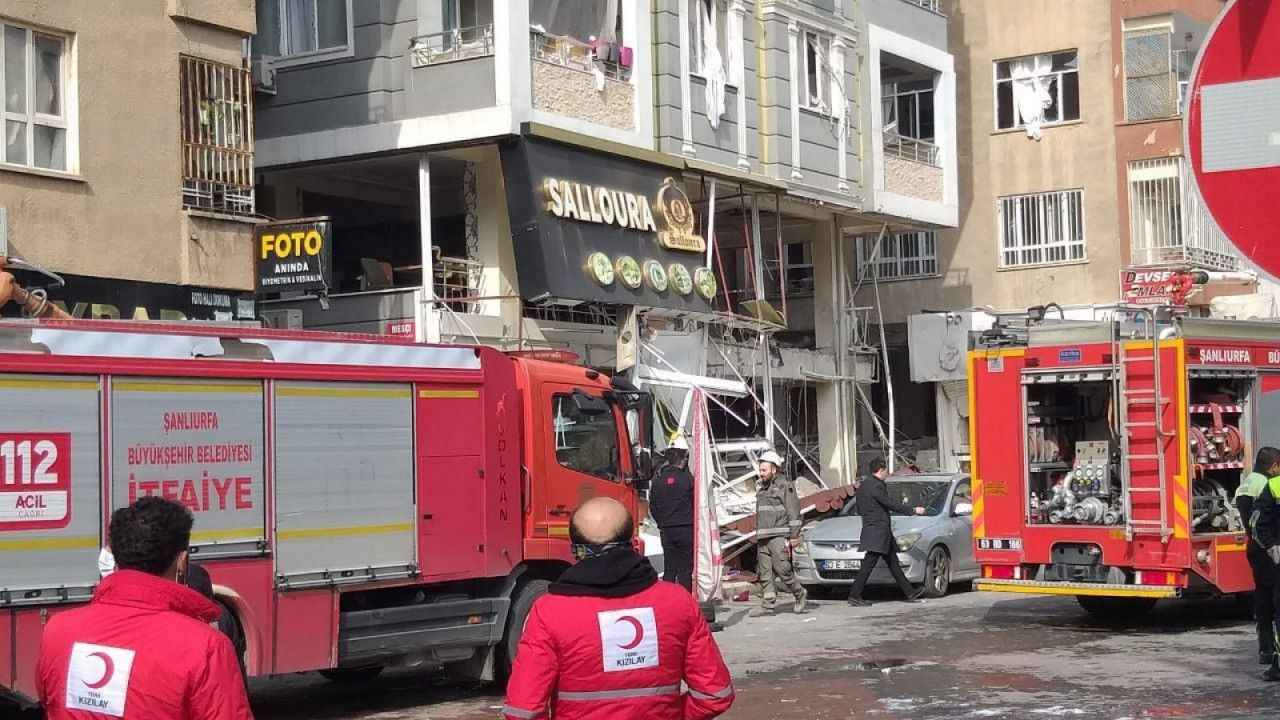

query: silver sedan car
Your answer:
[793,473,977,598]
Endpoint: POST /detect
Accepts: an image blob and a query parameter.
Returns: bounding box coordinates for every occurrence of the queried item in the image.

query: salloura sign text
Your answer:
[542,176,706,254]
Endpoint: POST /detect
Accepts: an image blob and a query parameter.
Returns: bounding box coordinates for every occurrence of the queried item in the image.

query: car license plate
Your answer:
[821,559,860,570]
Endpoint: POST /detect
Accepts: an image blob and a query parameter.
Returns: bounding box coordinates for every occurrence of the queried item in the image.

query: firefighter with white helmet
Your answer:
[752,449,807,615]
[649,432,696,591]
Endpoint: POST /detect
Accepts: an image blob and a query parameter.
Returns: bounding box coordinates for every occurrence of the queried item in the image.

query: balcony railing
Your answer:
[900,0,943,15]
[1129,157,1239,271]
[180,55,254,216]
[411,24,494,68]
[883,130,940,166]
[530,30,628,82]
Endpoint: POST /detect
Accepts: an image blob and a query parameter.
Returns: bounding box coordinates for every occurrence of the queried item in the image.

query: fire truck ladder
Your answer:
[1114,315,1172,542]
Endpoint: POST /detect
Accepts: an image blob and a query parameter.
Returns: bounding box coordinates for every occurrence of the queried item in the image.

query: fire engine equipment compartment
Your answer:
[1186,371,1250,534]
[1024,377,1123,526]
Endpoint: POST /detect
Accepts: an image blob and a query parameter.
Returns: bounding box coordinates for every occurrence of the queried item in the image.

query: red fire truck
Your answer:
[970,311,1273,617]
[0,318,650,702]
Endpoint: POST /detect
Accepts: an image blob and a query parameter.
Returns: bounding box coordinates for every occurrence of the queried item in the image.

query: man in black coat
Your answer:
[848,457,926,606]
[649,434,695,591]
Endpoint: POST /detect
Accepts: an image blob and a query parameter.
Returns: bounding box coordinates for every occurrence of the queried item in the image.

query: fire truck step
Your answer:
[1127,487,1162,492]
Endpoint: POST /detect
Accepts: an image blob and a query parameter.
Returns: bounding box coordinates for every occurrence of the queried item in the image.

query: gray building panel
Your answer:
[407,58,498,116]
[866,0,947,51]
[258,91,403,138]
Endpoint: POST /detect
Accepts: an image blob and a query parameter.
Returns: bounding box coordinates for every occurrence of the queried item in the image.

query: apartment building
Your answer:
[852,0,1246,473]
[0,1,260,321]
[248,0,954,486]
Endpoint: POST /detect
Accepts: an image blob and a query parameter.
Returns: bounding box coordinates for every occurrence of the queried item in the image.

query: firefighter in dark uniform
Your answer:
[1251,458,1280,681]
[1236,447,1280,670]
[649,433,695,591]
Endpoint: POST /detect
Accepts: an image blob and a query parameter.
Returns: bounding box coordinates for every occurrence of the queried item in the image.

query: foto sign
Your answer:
[256,217,332,293]
[1185,0,1280,277]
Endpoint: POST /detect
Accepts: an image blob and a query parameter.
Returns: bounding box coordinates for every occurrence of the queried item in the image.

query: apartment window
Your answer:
[784,241,814,294]
[995,50,1080,131]
[998,189,1085,268]
[689,0,727,77]
[883,79,935,141]
[803,30,831,113]
[1,23,71,172]
[1123,27,1179,121]
[858,231,939,281]
[181,56,255,217]
[255,0,352,63]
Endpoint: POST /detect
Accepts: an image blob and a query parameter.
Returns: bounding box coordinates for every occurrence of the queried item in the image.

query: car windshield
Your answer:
[841,479,951,517]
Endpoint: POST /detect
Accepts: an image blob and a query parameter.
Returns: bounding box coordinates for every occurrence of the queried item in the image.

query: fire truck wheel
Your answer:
[1075,595,1157,621]
[922,546,951,598]
[318,666,385,684]
[500,579,551,681]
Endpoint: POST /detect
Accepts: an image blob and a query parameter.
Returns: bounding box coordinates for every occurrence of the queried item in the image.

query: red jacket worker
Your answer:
[502,497,734,720]
[37,497,252,719]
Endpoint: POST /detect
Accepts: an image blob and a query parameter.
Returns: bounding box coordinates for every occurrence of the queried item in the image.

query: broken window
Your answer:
[882,79,935,141]
[689,0,727,77]
[784,241,814,295]
[995,50,1079,137]
[803,30,832,113]
[998,189,1085,268]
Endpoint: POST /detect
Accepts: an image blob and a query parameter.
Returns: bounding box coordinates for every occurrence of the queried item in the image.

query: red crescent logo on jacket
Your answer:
[615,616,645,649]
[84,652,115,689]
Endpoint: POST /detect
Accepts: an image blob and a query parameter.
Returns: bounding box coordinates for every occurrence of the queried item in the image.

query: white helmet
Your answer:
[669,433,690,451]
[759,450,785,468]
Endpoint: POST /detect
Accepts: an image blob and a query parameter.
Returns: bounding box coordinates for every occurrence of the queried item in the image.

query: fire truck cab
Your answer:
[0,319,650,703]
[971,311,1275,617]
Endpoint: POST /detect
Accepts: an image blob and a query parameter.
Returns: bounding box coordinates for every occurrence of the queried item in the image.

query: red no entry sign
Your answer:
[1185,0,1280,277]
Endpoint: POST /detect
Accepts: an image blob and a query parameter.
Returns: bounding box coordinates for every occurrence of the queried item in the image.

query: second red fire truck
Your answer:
[970,309,1275,617]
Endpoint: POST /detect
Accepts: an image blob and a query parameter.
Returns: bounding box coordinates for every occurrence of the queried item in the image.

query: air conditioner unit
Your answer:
[252,56,278,95]
[260,308,302,330]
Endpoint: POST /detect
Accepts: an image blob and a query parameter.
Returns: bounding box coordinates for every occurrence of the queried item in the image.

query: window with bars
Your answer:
[998,189,1085,268]
[1124,29,1176,121]
[858,231,939,281]
[181,56,255,217]
[1128,156,1239,270]
[1,23,72,172]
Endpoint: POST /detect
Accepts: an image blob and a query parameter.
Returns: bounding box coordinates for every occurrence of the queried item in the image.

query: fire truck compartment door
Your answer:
[274,382,416,588]
[0,375,100,606]
[110,378,266,559]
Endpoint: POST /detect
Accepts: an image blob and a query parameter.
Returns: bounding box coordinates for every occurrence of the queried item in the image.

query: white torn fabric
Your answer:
[592,64,606,92]
[699,1,727,130]
[1011,55,1052,140]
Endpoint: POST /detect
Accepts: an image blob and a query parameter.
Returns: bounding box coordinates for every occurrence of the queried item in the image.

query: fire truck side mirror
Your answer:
[632,444,654,484]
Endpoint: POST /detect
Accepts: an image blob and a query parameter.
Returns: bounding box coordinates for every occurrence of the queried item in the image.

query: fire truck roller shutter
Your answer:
[274,382,416,588]
[110,378,267,558]
[0,375,101,605]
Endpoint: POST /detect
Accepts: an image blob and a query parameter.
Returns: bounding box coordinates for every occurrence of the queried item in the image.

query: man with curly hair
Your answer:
[36,497,253,719]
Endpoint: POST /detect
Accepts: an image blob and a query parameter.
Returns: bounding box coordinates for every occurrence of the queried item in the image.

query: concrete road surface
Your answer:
[249,586,1280,719]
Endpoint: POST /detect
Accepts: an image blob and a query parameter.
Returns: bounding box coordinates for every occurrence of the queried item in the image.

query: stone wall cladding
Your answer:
[884,154,944,202]
[531,61,635,131]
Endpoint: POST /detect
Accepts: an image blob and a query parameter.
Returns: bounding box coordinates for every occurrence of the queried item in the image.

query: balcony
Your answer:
[529,30,635,131]
[882,130,943,203]
[410,24,494,68]
[1129,157,1239,271]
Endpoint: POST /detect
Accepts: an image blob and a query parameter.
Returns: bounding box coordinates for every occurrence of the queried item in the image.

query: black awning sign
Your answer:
[541,176,705,254]
[256,218,332,293]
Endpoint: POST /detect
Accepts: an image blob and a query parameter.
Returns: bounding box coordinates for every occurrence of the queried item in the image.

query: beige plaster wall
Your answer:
[0,0,256,290]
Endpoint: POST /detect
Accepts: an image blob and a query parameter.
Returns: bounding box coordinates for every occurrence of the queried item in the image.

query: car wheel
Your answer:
[922,546,951,598]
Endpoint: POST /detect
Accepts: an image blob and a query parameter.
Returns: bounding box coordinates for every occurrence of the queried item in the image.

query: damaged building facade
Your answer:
[249,0,956,488]
[853,0,1263,475]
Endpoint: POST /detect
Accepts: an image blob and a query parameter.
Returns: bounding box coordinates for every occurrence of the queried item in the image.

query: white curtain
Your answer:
[691,388,723,604]
[699,1,727,130]
[1011,55,1052,140]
